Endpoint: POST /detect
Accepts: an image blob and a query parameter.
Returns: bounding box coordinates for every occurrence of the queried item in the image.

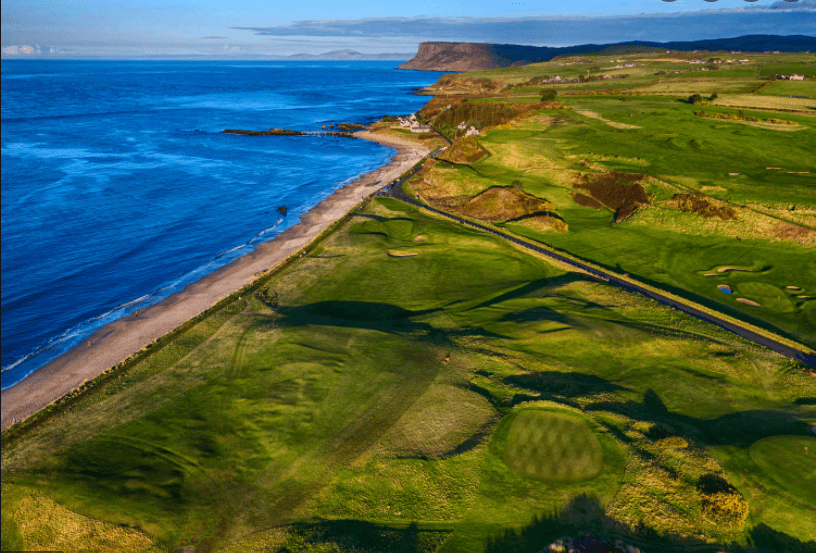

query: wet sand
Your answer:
[1,131,429,432]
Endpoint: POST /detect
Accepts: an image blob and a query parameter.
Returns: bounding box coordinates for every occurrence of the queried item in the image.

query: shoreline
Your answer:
[0,130,429,432]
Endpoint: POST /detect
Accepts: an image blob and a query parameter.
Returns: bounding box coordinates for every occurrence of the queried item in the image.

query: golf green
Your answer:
[502,410,604,482]
[750,435,816,505]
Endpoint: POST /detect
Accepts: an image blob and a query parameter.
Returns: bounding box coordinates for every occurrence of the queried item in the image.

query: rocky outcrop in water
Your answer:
[223,128,304,136]
[222,128,356,138]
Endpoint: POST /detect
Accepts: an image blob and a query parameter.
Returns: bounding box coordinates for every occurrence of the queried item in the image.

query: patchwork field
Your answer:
[3,50,816,553]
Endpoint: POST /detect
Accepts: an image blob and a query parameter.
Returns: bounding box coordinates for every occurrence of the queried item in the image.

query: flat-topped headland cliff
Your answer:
[398,35,816,71]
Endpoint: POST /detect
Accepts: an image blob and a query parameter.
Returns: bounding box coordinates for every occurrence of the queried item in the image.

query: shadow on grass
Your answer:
[588,389,814,448]
[504,372,628,406]
[484,494,816,553]
[280,520,450,553]
[274,300,506,340]
[469,274,596,311]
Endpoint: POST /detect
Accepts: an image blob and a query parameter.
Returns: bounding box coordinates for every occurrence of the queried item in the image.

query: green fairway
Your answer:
[501,409,604,481]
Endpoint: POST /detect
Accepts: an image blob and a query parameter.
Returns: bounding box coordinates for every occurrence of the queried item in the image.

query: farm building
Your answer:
[410,124,432,133]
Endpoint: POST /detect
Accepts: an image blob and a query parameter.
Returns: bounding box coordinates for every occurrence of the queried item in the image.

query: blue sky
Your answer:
[2,0,814,58]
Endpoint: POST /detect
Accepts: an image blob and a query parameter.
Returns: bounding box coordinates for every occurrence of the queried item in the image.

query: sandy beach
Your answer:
[0,131,429,432]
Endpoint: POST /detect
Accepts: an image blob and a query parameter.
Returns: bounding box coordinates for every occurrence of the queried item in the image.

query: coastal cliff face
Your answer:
[398,42,556,72]
[398,36,816,72]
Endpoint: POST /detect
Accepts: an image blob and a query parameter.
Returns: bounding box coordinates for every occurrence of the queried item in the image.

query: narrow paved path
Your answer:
[375,171,816,368]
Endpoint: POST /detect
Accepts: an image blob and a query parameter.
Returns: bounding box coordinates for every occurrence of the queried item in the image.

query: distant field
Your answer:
[714,93,816,112]
[756,60,816,78]
[757,80,816,98]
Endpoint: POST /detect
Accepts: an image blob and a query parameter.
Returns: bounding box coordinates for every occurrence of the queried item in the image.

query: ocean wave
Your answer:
[0,215,285,389]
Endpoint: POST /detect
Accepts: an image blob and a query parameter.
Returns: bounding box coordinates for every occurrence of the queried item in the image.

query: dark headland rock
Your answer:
[398,35,816,72]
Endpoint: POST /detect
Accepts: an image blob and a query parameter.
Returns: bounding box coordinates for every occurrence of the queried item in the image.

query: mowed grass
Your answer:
[749,435,816,505]
[3,196,816,552]
[501,409,604,482]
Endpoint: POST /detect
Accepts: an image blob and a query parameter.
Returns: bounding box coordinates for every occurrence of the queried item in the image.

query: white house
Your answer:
[790,74,805,81]
[465,126,480,137]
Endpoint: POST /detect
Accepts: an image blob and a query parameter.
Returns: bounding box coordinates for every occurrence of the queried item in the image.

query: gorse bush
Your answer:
[574,172,651,222]
[695,111,798,125]
[672,194,738,220]
[431,101,523,130]
[697,473,750,527]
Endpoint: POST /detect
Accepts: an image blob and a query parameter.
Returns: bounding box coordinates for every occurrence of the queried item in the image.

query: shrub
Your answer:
[574,172,651,222]
[672,193,738,220]
[697,474,749,527]
[540,89,557,102]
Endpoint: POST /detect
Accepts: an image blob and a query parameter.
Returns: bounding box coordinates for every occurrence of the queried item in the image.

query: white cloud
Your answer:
[2,44,38,54]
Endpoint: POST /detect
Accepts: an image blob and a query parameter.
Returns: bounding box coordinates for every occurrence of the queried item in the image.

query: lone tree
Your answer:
[709,93,718,101]
[689,93,704,105]
[540,88,557,102]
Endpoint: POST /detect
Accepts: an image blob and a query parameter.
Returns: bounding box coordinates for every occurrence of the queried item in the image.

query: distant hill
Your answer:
[398,35,816,71]
[284,49,412,61]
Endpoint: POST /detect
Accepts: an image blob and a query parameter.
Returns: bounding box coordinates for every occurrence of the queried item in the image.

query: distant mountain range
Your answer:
[398,35,816,71]
[282,49,412,61]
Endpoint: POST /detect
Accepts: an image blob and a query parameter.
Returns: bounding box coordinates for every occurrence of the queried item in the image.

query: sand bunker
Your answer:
[704,273,719,277]
[718,267,753,273]
[414,235,427,242]
[728,173,741,176]
[717,284,733,294]
[736,298,761,307]
[786,286,802,291]
[799,296,814,301]
[387,250,418,258]
[766,167,781,170]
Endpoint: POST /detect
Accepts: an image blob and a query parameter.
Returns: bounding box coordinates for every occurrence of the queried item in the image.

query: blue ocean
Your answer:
[1,60,443,389]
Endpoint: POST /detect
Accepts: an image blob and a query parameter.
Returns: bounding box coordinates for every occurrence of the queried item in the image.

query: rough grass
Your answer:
[671,193,738,220]
[5,486,161,552]
[505,213,569,234]
[440,137,488,164]
[436,186,556,223]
